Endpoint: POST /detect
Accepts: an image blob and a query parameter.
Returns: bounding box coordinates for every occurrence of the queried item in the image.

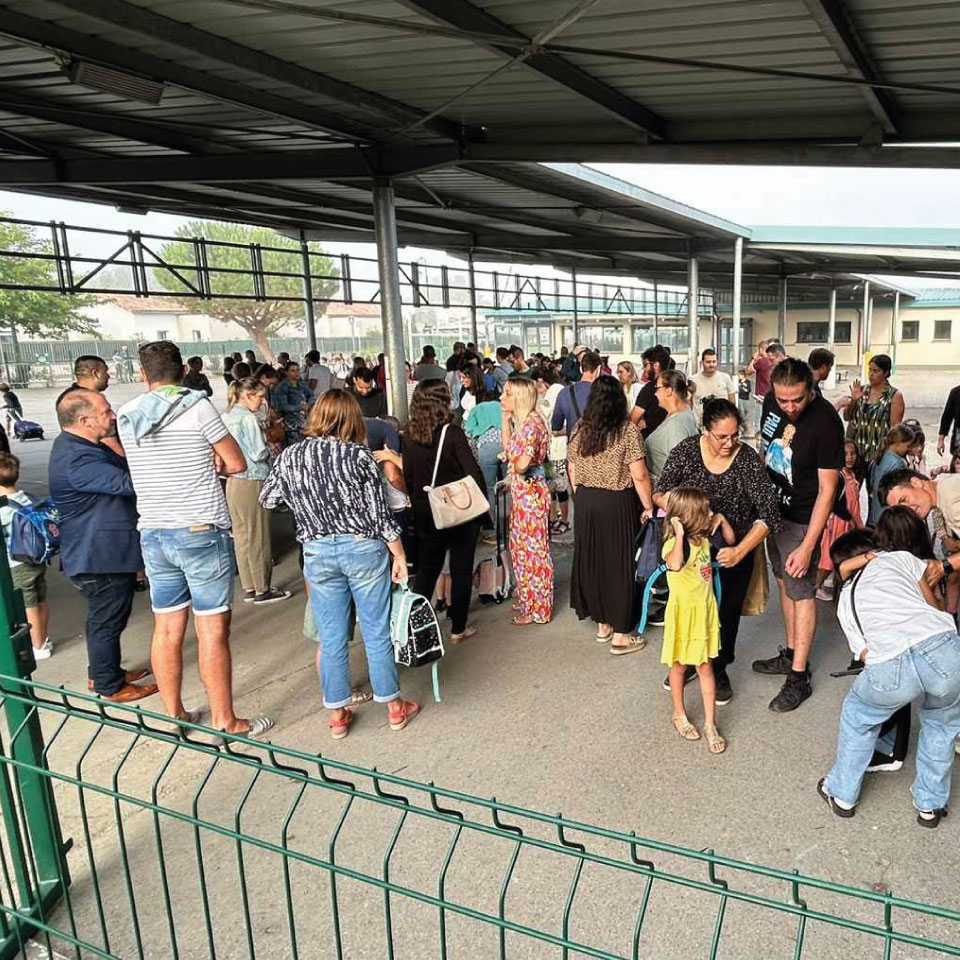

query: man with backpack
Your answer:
[550,350,601,440]
[49,390,158,702]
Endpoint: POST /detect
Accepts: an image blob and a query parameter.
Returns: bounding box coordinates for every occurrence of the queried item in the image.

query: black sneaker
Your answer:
[647,602,666,627]
[769,671,812,712]
[752,646,794,676]
[242,589,256,603]
[714,669,733,706]
[866,751,903,773]
[917,807,948,828]
[661,664,696,692]
[253,587,292,605]
[817,778,856,818]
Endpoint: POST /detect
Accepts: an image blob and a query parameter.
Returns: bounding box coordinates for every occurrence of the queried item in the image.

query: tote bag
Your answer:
[741,543,770,617]
[424,424,490,529]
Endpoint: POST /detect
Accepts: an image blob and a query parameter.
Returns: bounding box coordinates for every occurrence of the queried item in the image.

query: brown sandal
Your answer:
[609,636,646,656]
[672,715,701,741]
[703,723,727,754]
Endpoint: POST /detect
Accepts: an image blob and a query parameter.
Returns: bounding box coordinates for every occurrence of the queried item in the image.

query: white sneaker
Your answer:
[33,639,53,661]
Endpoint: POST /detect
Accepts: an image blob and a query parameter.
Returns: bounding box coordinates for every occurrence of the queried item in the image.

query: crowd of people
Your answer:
[16,333,960,828]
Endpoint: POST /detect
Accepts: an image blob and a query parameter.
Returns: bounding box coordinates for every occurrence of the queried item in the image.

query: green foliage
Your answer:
[154,221,340,357]
[0,215,98,338]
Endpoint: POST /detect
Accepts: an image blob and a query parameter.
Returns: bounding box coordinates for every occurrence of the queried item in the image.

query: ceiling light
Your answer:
[65,61,165,105]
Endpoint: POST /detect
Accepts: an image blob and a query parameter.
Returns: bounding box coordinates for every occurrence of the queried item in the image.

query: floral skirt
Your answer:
[509,477,553,623]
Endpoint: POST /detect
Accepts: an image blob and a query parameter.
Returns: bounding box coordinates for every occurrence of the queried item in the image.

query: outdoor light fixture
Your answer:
[115,205,150,216]
[65,60,165,104]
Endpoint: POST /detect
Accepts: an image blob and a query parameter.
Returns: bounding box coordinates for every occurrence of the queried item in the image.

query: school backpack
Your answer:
[390,583,445,668]
[634,517,661,583]
[8,498,61,565]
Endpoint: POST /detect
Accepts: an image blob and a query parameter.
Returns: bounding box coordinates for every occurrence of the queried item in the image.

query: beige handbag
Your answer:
[741,542,770,617]
[425,424,490,529]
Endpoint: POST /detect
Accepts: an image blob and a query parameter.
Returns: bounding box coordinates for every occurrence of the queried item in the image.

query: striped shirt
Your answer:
[259,436,401,543]
[118,395,230,530]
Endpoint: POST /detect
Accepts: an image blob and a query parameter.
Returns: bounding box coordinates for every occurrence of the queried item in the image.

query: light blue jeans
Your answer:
[824,631,960,811]
[303,535,399,709]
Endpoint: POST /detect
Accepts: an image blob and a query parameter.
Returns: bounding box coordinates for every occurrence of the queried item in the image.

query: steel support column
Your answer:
[467,251,479,348]
[300,230,317,353]
[652,280,659,344]
[731,239,743,373]
[373,180,408,423]
[687,256,699,372]
[571,267,580,344]
[861,279,872,364]
[827,287,837,350]
[777,276,787,344]
[891,291,900,368]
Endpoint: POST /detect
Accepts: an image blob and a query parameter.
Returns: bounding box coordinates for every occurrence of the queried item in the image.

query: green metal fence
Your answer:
[0,662,959,959]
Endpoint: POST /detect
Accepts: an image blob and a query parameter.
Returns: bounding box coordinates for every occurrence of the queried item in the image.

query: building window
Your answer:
[901,320,919,342]
[192,330,202,341]
[580,325,624,353]
[796,321,851,344]
[934,320,952,341]
[632,324,689,355]
[156,329,169,340]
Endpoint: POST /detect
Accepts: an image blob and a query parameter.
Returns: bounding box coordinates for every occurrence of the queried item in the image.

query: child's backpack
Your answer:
[634,517,661,583]
[8,498,61,565]
[390,583,445,668]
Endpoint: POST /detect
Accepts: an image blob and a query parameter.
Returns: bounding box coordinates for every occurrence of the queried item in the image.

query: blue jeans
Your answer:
[824,631,960,811]
[303,536,399,709]
[478,445,501,528]
[140,526,235,616]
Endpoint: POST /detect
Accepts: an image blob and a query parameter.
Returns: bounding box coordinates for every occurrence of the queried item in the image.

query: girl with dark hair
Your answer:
[816,439,866,601]
[654,398,781,703]
[867,423,915,525]
[458,364,488,417]
[567,374,654,653]
[844,353,905,466]
[272,361,313,446]
[403,379,488,643]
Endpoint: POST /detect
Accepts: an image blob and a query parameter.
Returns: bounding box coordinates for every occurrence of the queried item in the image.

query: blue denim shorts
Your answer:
[140,526,235,616]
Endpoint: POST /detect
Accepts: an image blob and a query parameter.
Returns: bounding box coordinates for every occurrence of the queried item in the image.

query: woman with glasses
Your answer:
[654,398,781,704]
[568,375,654,654]
[644,370,700,486]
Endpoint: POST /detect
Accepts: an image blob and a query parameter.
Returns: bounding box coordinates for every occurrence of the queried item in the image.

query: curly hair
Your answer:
[574,374,628,458]
[406,379,452,446]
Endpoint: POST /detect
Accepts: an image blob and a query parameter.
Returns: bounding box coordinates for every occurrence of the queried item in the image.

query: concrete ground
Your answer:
[3,377,960,960]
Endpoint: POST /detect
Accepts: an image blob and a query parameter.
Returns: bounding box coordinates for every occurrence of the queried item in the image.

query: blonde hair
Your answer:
[226,376,265,409]
[665,486,712,543]
[304,388,367,443]
[617,360,638,384]
[505,377,538,427]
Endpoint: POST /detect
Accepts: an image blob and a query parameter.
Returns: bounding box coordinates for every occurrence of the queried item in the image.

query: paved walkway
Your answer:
[4,380,958,959]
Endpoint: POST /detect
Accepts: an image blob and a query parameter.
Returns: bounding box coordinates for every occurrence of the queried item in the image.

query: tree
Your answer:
[0,216,98,344]
[154,221,340,360]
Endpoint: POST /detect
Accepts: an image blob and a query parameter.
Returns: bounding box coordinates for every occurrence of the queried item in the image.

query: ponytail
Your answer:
[227,376,264,410]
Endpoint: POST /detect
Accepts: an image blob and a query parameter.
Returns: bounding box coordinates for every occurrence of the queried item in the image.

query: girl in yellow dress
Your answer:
[661,487,734,754]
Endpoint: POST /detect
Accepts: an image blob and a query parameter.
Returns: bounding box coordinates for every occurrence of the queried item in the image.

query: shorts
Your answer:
[767,520,820,600]
[140,526,235,616]
[11,561,46,608]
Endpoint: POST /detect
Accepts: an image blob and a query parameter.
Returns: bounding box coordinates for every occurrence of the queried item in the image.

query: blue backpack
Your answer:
[8,498,61,565]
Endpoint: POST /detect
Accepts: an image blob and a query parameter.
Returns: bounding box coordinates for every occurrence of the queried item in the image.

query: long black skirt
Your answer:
[570,485,641,634]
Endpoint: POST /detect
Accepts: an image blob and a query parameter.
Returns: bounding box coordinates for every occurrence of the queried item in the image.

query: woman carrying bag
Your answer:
[403,379,489,643]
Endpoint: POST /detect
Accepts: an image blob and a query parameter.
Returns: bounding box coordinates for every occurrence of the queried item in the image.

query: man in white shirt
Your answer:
[304,349,333,397]
[117,340,272,739]
[690,348,736,420]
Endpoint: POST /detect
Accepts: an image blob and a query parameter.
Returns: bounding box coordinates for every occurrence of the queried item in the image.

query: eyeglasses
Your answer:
[708,430,740,445]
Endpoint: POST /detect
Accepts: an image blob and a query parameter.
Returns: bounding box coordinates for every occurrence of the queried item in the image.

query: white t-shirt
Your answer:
[307,363,332,395]
[691,371,736,419]
[118,396,231,530]
[837,551,955,664]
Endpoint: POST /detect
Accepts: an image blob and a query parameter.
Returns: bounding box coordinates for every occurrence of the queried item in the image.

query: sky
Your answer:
[3,163,960,285]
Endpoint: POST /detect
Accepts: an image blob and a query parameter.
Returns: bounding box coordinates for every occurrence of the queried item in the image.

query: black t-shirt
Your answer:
[634,380,666,439]
[759,392,843,525]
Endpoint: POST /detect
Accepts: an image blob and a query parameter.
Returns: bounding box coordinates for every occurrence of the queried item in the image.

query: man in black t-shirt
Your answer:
[753,357,843,713]
[629,344,671,439]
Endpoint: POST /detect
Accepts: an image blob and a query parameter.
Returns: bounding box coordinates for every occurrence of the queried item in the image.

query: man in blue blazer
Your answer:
[49,389,158,702]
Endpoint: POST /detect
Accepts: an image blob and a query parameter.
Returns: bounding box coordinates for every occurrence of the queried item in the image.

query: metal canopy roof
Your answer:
[3,0,960,299]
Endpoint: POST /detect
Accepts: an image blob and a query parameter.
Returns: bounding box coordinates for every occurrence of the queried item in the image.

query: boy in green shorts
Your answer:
[0,453,51,660]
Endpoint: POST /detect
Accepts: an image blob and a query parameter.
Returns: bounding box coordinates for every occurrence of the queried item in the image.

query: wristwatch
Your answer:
[943,559,952,578]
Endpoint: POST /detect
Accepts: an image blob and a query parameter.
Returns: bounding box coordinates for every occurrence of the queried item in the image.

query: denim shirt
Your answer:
[272,379,312,414]
[223,405,272,481]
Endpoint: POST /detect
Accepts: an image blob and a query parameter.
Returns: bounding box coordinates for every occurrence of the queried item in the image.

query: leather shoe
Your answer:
[89,669,150,691]
[102,682,159,703]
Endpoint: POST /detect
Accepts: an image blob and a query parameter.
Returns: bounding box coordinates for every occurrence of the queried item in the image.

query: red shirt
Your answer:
[754,355,775,399]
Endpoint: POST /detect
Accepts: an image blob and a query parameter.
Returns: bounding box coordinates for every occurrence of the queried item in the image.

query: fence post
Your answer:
[0,532,70,947]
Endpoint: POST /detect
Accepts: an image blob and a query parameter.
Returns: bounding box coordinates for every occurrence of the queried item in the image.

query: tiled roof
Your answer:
[96,294,188,313]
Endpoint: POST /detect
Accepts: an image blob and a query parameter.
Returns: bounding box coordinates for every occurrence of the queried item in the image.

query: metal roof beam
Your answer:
[44,0,471,145]
[0,84,226,155]
[395,0,665,139]
[801,0,900,135]
[0,7,379,143]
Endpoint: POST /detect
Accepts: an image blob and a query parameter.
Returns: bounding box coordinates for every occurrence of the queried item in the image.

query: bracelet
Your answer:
[943,559,951,578]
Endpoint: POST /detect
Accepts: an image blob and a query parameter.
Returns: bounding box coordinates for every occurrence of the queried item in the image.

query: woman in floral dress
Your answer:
[501,377,553,625]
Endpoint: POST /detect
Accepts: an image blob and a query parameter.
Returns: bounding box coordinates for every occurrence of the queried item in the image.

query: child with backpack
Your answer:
[0,453,51,660]
[661,486,733,754]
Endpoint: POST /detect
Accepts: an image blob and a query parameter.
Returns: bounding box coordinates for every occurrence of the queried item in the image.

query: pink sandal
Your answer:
[329,708,354,740]
[387,700,421,732]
